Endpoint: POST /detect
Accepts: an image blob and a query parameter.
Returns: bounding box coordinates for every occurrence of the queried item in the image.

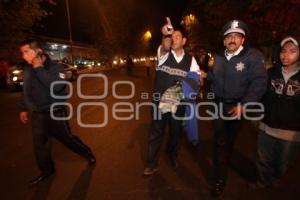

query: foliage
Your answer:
[187,0,300,49]
[0,0,56,60]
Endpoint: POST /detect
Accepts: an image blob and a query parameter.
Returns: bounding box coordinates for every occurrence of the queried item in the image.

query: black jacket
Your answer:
[262,66,300,131]
[21,57,67,112]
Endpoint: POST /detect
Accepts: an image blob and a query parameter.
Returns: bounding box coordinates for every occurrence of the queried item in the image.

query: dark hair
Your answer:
[19,38,44,50]
[173,25,188,38]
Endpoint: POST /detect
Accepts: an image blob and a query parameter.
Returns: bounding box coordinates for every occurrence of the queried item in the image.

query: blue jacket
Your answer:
[181,71,200,145]
[209,47,267,102]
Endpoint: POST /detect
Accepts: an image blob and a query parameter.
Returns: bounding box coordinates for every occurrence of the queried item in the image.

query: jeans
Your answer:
[256,130,300,186]
[146,104,186,168]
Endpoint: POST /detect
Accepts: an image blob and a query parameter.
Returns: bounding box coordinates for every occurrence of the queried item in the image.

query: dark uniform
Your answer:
[208,20,268,196]
[211,46,267,179]
[21,56,95,176]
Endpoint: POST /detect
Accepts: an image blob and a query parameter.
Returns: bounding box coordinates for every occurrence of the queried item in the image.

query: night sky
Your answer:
[35,0,188,44]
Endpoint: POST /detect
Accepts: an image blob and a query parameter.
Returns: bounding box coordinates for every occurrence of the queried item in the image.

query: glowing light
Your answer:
[143,30,152,42]
[12,70,21,74]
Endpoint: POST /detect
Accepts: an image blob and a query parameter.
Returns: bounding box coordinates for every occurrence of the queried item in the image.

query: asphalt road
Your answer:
[0,66,299,200]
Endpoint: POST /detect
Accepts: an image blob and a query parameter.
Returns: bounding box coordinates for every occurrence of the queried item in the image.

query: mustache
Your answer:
[228,42,236,45]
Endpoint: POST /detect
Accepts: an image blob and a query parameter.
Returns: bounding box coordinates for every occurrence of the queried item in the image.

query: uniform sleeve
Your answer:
[20,92,28,112]
[34,63,66,93]
[20,66,31,112]
[242,52,268,103]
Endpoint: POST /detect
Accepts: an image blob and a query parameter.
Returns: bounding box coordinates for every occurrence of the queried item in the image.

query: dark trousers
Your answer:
[256,130,300,186]
[213,102,241,182]
[31,108,92,174]
[146,104,186,168]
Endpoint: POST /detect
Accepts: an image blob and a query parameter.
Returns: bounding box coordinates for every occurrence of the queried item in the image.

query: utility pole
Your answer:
[66,0,73,63]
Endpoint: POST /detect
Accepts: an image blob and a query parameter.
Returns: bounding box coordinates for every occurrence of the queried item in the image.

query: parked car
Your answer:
[60,62,79,81]
[6,62,25,91]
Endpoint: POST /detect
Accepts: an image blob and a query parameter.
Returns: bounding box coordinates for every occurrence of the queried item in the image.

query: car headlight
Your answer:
[12,70,21,74]
[13,76,18,81]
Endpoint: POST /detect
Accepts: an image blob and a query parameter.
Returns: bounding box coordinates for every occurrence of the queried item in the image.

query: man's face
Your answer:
[280,42,299,67]
[171,30,186,51]
[20,44,39,64]
[223,32,245,53]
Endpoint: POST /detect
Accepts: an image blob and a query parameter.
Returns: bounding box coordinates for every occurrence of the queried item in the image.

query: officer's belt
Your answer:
[214,96,241,104]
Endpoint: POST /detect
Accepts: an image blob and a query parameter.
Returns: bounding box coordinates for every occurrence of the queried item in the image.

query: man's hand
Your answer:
[161,17,173,36]
[228,104,244,118]
[200,70,207,78]
[19,112,28,124]
[32,54,44,69]
[159,17,173,56]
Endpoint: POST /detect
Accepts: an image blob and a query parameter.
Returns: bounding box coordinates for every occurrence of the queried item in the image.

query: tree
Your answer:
[245,0,300,42]
[186,0,300,50]
[74,0,139,59]
[0,0,56,60]
[76,0,165,58]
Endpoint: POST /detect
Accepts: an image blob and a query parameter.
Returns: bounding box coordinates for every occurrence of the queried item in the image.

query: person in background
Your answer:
[252,36,300,189]
[0,58,9,88]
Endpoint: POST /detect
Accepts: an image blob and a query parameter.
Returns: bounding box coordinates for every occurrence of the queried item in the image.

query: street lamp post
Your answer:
[66,0,73,63]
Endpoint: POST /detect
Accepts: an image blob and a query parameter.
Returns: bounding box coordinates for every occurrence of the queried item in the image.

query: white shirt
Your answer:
[225,46,244,60]
[157,45,200,74]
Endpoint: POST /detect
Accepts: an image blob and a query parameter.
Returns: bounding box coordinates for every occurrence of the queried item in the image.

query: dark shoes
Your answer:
[29,170,56,187]
[248,180,279,190]
[248,181,267,190]
[211,179,225,198]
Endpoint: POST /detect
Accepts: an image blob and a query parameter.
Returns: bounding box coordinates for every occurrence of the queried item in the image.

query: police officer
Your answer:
[203,20,268,197]
[143,18,200,176]
[19,39,96,186]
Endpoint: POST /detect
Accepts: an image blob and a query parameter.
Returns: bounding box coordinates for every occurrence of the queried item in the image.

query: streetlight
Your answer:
[181,14,197,31]
[66,0,73,63]
[143,30,152,42]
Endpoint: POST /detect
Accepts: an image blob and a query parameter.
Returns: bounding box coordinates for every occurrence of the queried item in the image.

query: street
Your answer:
[0,66,299,200]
